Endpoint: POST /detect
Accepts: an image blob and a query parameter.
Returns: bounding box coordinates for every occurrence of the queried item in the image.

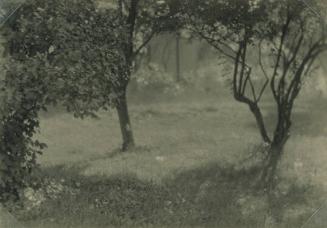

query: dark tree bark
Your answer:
[114,0,138,151]
[115,0,180,150]
[260,145,282,189]
[186,0,327,191]
[260,136,288,189]
[249,103,271,144]
[116,89,135,151]
[260,109,291,189]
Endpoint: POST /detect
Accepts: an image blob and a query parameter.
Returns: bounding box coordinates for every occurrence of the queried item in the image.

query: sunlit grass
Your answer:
[17,88,327,228]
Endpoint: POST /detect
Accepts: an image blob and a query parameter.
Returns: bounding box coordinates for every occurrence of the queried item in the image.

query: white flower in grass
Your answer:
[294,161,303,170]
[23,187,46,209]
[155,156,165,162]
[157,0,165,5]
[48,45,55,54]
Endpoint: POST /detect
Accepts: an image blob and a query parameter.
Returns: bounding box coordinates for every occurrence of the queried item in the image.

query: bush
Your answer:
[0,0,121,202]
[0,57,48,202]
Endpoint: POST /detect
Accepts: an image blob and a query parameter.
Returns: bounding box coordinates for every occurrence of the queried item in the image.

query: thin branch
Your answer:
[239,40,247,95]
[277,29,304,102]
[233,44,256,105]
[256,79,269,103]
[126,0,139,58]
[133,29,156,57]
[270,11,292,103]
[233,42,243,96]
[193,28,236,61]
[288,23,304,64]
[286,42,323,102]
[257,39,270,103]
[247,70,257,101]
[258,40,269,79]
[242,72,250,95]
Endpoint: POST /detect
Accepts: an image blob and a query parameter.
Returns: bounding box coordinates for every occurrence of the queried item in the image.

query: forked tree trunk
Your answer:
[249,103,271,144]
[260,135,287,190]
[261,146,282,188]
[116,90,135,151]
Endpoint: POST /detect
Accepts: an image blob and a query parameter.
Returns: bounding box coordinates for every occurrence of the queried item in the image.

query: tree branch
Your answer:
[257,39,269,103]
[126,0,139,59]
[133,29,156,57]
[270,11,292,104]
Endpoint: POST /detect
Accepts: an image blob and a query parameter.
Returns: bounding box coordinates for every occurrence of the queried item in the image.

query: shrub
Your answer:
[0,0,121,202]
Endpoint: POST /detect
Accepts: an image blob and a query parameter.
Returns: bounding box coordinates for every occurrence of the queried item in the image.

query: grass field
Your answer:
[14,87,327,228]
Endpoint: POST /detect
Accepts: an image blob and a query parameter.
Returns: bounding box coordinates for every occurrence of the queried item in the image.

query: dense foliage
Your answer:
[0,0,124,201]
[0,0,183,201]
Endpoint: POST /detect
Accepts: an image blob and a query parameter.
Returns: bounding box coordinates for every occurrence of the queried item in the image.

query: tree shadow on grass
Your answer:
[87,145,156,162]
[165,162,322,228]
[18,162,322,228]
[244,107,327,139]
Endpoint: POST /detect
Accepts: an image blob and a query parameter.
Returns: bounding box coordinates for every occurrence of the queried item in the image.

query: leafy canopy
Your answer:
[0,0,124,201]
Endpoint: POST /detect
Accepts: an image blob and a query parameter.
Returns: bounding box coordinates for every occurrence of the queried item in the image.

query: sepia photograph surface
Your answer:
[0,0,327,227]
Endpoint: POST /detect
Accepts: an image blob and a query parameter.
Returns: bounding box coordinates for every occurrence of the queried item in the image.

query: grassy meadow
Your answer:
[10,81,327,228]
[1,2,327,227]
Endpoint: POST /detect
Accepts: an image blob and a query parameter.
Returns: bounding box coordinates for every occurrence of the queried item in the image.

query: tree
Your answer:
[110,0,181,150]
[184,0,327,187]
[0,0,123,201]
[257,0,327,185]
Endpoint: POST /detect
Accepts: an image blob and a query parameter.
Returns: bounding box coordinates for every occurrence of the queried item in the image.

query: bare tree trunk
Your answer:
[261,144,282,188]
[116,90,135,151]
[260,130,288,189]
[249,103,271,144]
